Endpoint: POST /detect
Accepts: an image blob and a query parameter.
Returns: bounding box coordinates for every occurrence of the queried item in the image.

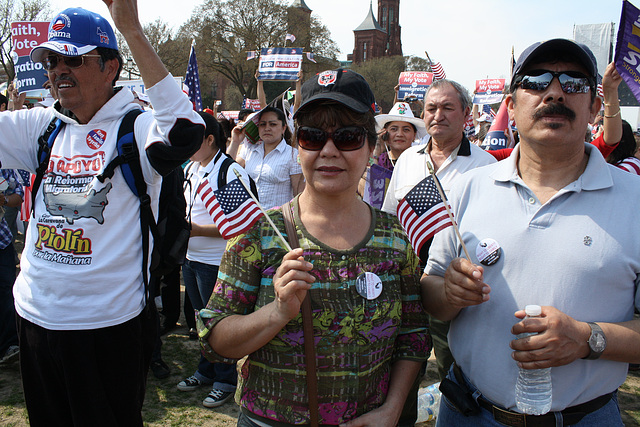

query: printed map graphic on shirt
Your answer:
[44,178,111,224]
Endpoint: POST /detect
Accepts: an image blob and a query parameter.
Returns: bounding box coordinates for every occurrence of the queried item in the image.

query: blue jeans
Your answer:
[0,243,17,356]
[436,365,623,427]
[182,259,236,390]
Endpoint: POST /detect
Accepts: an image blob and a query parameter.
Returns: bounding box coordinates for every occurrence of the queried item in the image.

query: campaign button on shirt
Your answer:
[356,272,383,300]
[476,238,501,266]
[87,129,107,149]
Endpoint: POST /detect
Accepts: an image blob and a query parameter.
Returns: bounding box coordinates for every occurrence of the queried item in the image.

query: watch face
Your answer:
[590,332,606,353]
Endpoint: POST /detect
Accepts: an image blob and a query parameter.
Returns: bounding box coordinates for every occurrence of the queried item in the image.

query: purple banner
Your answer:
[365,164,393,209]
[615,0,640,103]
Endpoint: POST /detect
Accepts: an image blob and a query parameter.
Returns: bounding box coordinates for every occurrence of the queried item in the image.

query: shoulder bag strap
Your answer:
[281,201,319,427]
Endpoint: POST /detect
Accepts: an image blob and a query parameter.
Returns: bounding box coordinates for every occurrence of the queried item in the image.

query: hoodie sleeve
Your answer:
[139,74,205,176]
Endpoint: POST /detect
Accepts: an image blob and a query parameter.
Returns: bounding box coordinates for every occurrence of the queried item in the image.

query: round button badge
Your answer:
[355,272,383,300]
[475,238,501,266]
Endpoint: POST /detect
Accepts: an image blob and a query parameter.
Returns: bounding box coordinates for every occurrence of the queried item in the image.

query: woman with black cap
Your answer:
[197,69,430,426]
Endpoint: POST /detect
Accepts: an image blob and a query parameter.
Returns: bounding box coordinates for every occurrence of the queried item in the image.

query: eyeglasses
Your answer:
[41,54,102,71]
[297,126,367,151]
[515,70,593,94]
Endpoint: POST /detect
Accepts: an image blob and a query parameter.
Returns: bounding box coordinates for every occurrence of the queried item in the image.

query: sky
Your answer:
[47,0,626,91]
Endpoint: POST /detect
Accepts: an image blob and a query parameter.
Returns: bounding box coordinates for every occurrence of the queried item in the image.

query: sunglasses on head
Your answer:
[41,54,102,71]
[515,70,593,94]
[296,126,367,151]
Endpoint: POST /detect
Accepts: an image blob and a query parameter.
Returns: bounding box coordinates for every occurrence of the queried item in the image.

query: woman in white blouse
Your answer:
[235,107,304,209]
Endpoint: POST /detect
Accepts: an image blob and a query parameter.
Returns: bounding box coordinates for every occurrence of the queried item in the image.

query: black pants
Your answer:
[18,307,156,427]
[0,243,17,356]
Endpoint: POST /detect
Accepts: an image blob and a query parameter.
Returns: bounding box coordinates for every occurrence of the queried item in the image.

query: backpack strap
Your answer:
[217,153,259,200]
[32,117,64,217]
[97,108,155,303]
[217,154,235,189]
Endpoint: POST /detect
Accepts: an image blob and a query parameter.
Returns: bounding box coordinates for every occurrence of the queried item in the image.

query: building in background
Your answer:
[350,0,403,63]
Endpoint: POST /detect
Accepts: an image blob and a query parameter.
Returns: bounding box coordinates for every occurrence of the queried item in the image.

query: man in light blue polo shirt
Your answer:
[422,39,640,426]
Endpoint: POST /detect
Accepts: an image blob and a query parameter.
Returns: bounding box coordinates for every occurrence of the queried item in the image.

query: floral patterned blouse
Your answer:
[198,197,430,425]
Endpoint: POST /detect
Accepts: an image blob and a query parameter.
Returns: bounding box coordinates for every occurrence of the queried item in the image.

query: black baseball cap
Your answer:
[511,38,598,87]
[294,69,376,118]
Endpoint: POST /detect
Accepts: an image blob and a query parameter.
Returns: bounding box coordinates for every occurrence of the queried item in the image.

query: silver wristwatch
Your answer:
[583,322,606,360]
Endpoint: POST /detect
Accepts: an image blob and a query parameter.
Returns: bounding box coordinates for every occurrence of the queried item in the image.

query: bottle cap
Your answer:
[524,305,542,316]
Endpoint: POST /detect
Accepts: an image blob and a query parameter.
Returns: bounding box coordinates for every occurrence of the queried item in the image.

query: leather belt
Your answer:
[453,363,612,427]
[477,390,612,427]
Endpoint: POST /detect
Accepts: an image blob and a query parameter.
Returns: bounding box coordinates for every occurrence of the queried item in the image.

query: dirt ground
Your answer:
[2,314,640,426]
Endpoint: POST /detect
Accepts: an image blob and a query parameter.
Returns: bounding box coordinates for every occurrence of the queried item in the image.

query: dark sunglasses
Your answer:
[41,54,102,71]
[515,70,593,94]
[297,126,367,151]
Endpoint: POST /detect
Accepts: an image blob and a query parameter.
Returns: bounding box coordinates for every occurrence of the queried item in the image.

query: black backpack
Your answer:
[34,109,191,300]
[184,151,259,210]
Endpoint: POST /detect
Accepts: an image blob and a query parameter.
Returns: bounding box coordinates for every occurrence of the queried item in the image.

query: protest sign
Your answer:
[397,71,433,101]
[364,164,393,209]
[481,100,512,151]
[473,79,505,105]
[258,48,302,80]
[11,22,49,93]
[220,111,240,120]
[615,0,640,103]
[242,98,262,111]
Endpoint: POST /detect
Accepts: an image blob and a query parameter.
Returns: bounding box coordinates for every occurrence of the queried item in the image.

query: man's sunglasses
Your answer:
[515,70,593,94]
[40,54,102,71]
[297,126,367,151]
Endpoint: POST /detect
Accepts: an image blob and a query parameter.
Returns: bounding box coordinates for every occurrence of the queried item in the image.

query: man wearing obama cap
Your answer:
[0,1,204,425]
[422,38,640,426]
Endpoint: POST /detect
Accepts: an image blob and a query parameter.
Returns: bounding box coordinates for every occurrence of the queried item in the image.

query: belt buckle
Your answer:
[492,405,527,427]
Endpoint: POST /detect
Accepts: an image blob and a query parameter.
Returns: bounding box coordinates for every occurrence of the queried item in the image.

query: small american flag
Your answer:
[431,61,447,80]
[616,157,640,175]
[285,33,296,43]
[483,104,496,118]
[197,178,263,239]
[20,174,35,222]
[306,52,317,63]
[246,51,257,61]
[183,44,202,111]
[397,175,453,254]
[597,83,604,99]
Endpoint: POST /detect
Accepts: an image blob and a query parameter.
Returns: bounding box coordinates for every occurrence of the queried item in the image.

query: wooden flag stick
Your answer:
[426,162,472,261]
[233,169,292,251]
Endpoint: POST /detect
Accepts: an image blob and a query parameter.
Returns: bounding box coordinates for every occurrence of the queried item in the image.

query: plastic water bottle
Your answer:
[416,382,441,422]
[7,177,16,194]
[515,305,552,415]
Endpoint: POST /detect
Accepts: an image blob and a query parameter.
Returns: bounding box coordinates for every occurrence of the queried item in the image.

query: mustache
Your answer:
[54,76,74,84]
[532,103,576,121]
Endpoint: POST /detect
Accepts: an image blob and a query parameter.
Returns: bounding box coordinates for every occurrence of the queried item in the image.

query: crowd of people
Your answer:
[0,1,640,427]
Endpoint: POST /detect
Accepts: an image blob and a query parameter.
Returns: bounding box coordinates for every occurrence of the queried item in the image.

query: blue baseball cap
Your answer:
[30,8,118,63]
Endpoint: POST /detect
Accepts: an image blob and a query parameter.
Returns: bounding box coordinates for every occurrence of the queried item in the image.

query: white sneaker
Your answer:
[177,375,205,391]
[0,345,19,364]
[202,388,234,408]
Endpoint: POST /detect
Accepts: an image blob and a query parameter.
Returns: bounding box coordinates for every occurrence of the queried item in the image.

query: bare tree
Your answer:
[405,55,430,72]
[117,19,189,81]
[351,55,405,113]
[178,0,339,100]
[0,0,50,81]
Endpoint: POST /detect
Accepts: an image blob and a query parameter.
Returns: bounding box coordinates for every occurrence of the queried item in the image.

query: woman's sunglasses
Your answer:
[40,54,102,71]
[296,126,367,151]
[514,70,593,94]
